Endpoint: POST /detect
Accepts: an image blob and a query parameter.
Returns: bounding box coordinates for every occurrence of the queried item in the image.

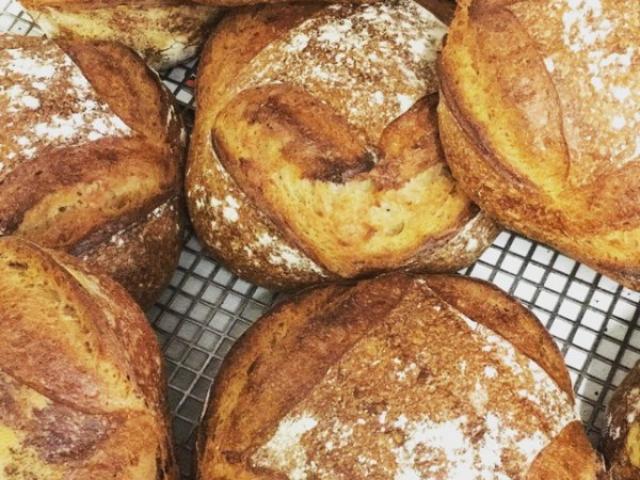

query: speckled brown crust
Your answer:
[186,0,496,291]
[197,273,604,479]
[0,237,177,479]
[20,0,220,70]
[438,0,640,291]
[604,362,640,479]
[191,0,456,11]
[0,36,185,307]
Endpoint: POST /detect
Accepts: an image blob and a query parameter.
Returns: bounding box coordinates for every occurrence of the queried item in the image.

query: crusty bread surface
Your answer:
[186,0,497,290]
[20,0,220,70]
[198,273,605,479]
[438,0,640,290]
[0,35,185,306]
[0,236,177,479]
[604,362,640,479]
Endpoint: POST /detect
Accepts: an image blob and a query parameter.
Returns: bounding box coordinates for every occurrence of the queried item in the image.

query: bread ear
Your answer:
[527,422,606,479]
[0,37,185,305]
[424,274,574,398]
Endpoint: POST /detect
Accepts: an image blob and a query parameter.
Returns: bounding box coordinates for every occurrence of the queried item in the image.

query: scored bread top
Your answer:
[0,35,185,305]
[231,0,447,142]
[0,37,131,185]
[438,0,640,289]
[507,0,639,186]
[187,0,496,289]
[199,274,602,479]
[251,282,576,477]
[0,237,177,478]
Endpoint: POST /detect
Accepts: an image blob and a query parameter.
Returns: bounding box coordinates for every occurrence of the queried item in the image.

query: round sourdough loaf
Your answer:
[186,0,497,290]
[0,237,177,479]
[0,35,185,307]
[20,0,220,70]
[197,273,605,479]
[438,0,640,290]
[604,362,640,479]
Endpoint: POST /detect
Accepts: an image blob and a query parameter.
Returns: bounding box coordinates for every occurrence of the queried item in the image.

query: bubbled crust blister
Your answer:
[198,273,604,479]
[0,36,185,307]
[438,0,640,290]
[187,0,497,291]
[0,237,177,479]
[604,363,640,479]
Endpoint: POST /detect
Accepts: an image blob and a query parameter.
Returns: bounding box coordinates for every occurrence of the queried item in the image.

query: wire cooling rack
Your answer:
[3,1,640,476]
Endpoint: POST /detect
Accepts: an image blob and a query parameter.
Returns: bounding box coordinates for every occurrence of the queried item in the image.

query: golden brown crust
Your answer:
[20,0,220,70]
[191,0,356,7]
[198,273,602,479]
[187,1,497,290]
[527,422,607,480]
[438,0,640,290]
[604,363,640,479]
[0,36,185,306]
[77,197,185,308]
[422,274,574,397]
[0,236,177,479]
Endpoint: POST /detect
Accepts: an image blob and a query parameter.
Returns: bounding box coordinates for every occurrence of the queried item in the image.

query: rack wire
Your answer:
[2,1,639,476]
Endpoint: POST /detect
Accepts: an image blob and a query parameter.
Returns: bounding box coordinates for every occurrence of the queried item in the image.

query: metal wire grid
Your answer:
[3,1,640,476]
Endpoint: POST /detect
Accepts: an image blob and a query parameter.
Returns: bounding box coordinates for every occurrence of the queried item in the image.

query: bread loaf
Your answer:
[438,0,640,290]
[186,0,497,290]
[198,273,604,479]
[604,362,640,479]
[0,35,185,307]
[20,0,220,70]
[0,236,177,479]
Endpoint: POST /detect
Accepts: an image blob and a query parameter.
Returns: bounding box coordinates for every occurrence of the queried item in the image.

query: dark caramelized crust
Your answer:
[0,36,185,306]
[0,236,177,479]
[198,273,603,479]
[438,0,640,290]
[186,0,496,290]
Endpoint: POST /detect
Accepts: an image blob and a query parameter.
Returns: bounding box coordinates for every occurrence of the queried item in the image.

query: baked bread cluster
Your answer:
[0,237,177,479]
[438,0,640,290]
[198,273,604,479]
[1,0,636,478]
[0,35,185,307]
[187,0,497,290]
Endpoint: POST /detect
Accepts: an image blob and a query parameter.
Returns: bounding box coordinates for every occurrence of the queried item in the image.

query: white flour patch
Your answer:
[561,0,612,53]
[0,39,131,174]
[254,414,319,480]
[222,195,240,222]
[544,57,556,73]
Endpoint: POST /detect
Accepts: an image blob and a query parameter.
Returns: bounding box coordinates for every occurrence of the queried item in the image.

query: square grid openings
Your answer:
[3,1,640,476]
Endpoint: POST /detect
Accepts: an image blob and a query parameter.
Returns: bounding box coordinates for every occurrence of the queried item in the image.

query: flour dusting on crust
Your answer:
[511,0,640,184]
[188,139,326,278]
[235,0,447,142]
[0,38,131,181]
[253,284,577,479]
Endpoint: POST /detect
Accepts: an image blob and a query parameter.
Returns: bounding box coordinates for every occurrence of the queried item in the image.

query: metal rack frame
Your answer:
[2,1,639,476]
